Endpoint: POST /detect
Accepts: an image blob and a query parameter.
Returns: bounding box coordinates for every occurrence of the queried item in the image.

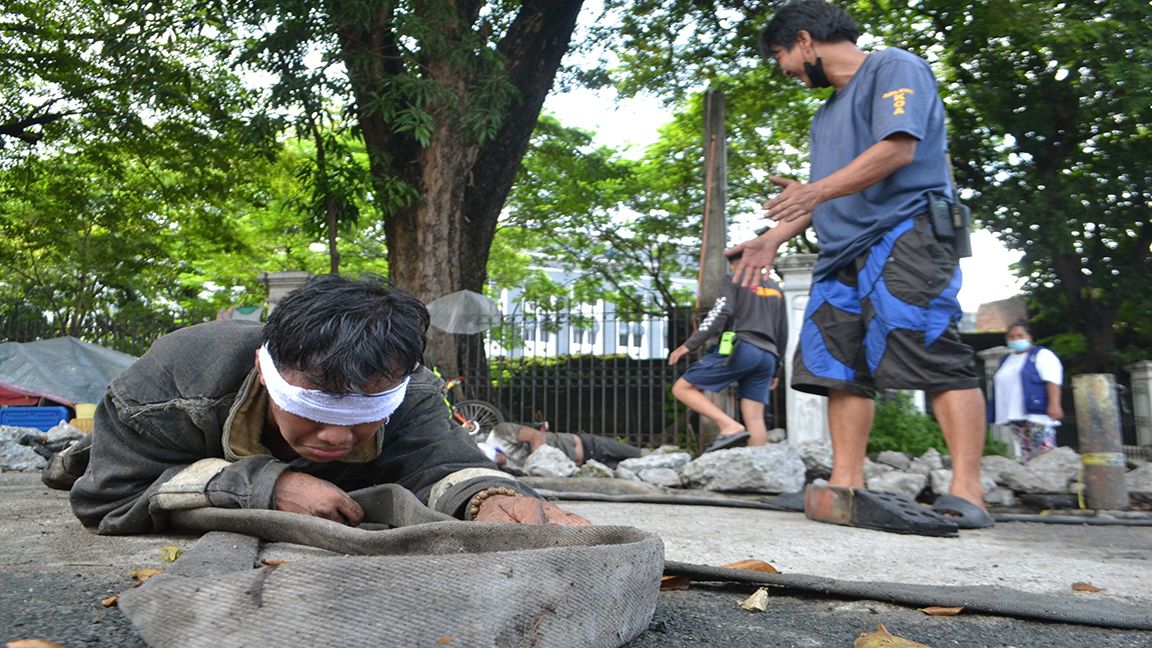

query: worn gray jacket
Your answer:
[70,321,525,535]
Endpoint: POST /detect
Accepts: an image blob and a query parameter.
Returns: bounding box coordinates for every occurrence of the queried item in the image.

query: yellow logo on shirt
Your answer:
[882,87,914,115]
[754,287,782,298]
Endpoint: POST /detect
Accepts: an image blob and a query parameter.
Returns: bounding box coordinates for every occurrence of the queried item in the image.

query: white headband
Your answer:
[257,345,409,426]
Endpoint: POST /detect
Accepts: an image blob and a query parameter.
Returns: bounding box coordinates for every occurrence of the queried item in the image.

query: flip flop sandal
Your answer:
[703,431,751,453]
[933,494,996,529]
[805,484,959,537]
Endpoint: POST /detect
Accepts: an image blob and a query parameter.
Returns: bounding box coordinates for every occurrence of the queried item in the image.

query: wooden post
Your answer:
[698,88,729,310]
[696,88,734,442]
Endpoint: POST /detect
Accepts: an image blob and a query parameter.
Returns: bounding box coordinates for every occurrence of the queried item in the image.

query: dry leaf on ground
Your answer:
[853,623,931,648]
[100,595,118,608]
[159,545,183,563]
[739,587,769,612]
[722,559,780,574]
[919,606,964,616]
[129,568,162,587]
[7,640,68,648]
[1071,582,1104,592]
[661,558,779,591]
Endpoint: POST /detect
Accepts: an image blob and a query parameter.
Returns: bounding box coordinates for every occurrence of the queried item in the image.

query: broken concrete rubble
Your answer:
[511,438,1151,507]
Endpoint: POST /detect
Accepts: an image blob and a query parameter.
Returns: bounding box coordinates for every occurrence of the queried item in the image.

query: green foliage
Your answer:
[502,114,700,316]
[868,393,947,456]
[868,392,1010,458]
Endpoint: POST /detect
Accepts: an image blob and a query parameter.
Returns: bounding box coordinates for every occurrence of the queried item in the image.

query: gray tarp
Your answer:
[0,337,137,406]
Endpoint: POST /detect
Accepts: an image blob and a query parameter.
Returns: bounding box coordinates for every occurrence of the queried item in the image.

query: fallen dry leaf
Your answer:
[159,545,183,563]
[722,559,780,574]
[919,606,964,616]
[101,595,118,608]
[129,568,162,587]
[261,559,289,566]
[853,624,930,648]
[436,637,454,645]
[7,640,67,648]
[661,558,779,591]
[1071,582,1104,592]
[739,587,769,612]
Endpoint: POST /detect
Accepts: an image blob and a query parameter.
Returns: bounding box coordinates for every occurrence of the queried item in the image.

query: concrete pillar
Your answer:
[1126,360,1152,446]
[1073,374,1129,510]
[259,271,313,314]
[776,253,828,446]
[977,345,1015,452]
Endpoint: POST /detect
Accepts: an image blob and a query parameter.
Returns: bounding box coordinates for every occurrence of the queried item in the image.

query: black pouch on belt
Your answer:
[927,192,973,259]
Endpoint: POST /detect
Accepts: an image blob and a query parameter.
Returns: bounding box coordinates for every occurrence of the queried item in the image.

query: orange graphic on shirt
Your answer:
[754,286,782,298]
[882,87,914,115]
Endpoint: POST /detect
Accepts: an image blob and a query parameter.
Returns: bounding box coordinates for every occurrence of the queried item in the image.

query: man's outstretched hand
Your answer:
[764,175,820,223]
[475,495,591,526]
[726,236,781,289]
[273,471,364,525]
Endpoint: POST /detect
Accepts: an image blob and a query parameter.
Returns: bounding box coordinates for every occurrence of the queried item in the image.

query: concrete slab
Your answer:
[2,471,1150,646]
[560,500,1152,607]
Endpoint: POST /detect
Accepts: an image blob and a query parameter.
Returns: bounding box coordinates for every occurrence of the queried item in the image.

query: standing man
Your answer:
[728,0,993,529]
[56,274,588,534]
[668,251,788,453]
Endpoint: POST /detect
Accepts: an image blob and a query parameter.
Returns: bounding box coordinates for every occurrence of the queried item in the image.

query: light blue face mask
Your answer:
[1007,339,1032,353]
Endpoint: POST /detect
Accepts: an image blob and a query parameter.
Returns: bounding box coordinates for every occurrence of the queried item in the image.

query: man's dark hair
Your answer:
[758,0,860,58]
[263,274,429,392]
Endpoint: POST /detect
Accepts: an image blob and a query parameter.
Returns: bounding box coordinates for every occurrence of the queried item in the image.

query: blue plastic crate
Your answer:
[0,406,70,431]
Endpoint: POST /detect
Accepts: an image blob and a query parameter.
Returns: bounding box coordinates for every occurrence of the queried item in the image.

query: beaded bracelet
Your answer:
[465,485,521,520]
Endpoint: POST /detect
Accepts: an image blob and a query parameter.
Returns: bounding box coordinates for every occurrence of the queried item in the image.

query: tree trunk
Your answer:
[1052,251,1119,373]
[335,0,584,378]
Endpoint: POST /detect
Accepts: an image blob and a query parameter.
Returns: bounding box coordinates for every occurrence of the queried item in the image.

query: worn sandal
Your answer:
[932,494,996,529]
[703,431,751,453]
[804,484,959,537]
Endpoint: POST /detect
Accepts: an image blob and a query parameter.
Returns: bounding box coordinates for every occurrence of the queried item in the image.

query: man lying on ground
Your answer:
[48,274,587,534]
[484,422,643,471]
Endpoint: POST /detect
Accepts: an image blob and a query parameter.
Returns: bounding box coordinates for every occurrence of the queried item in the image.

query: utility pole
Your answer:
[698,88,728,310]
[693,88,734,445]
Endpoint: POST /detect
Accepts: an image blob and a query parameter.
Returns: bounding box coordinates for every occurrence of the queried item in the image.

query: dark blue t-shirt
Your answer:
[808,47,953,280]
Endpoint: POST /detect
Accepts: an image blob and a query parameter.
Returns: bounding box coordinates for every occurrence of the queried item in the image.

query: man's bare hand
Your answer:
[475,495,591,527]
[726,237,780,289]
[273,471,364,525]
[764,175,820,223]
[667,345,690,365]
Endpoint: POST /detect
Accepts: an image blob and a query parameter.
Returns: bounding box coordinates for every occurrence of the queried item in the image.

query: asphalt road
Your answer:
[3,472,1150,647]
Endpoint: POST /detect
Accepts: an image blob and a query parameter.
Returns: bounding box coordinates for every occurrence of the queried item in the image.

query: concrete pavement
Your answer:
[2,471,1150,646]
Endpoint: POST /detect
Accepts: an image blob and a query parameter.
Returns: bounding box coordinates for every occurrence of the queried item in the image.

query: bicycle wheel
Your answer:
[452,400,505,437]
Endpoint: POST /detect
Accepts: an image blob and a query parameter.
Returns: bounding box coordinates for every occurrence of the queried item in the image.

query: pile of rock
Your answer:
[522,438,1152,506]
[0,422,85,472]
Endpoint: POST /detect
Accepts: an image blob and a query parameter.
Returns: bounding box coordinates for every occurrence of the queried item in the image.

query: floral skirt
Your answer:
[1006,420,1057,463]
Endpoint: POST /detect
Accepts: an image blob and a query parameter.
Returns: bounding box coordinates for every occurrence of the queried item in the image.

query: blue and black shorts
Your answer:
[682,341,778,404]
[792,215,980,398]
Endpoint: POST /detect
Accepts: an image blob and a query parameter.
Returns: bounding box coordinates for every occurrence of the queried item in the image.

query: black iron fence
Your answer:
[12,306,1135,453]
[0,310,211,357]
[443,308,786,451]
[1,305,758,450]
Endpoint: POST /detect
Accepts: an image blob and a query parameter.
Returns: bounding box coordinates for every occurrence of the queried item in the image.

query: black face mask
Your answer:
[804,57,832,88]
